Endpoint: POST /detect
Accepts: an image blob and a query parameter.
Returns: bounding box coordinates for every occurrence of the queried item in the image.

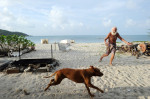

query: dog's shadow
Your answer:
[28,86,150,99]
[97,86,150,99]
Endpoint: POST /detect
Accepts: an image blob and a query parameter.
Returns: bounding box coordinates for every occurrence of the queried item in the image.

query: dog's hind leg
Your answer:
[44,73,65,91]
[44,79,55,91]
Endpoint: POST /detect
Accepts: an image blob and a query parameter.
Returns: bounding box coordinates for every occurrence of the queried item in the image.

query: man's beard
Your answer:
[111,31,117,35]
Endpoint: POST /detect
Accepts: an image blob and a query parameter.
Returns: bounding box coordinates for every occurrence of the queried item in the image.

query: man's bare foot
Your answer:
[109,63,113,66]
[99,59,102,62]
[99,58,103,62]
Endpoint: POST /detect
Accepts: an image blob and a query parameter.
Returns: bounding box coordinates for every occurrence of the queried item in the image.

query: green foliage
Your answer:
[132,41,148,43]
[116,42,121,43]
[0,35,35,52]
[0,35,6,50]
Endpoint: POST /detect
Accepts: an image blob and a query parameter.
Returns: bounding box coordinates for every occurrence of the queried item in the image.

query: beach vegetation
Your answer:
[116,42,121,43]
[132,41,148,43]
[0,35,35,56]
[82,45,89,47]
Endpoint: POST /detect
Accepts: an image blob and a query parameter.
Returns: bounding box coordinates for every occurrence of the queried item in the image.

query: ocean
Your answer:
[26,35,150,44]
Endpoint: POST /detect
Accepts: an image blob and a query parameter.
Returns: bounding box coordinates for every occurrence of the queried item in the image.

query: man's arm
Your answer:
[117,33,132,45]
[104,33,110,46]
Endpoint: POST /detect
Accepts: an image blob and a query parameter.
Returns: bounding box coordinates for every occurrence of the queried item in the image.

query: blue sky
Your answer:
[0,0,150,36]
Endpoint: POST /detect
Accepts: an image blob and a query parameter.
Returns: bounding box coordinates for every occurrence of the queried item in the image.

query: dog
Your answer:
[44,66,104,97]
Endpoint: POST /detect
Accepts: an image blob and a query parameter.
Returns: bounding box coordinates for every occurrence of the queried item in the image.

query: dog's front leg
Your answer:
[88,83,104,93]
[84,83,95,97]
[84,77,104,93]
[84,77,95,97]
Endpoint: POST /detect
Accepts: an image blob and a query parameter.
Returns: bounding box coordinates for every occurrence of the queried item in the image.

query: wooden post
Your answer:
[51,44,53,58]
[19,45,21,60]
[54,42,56,51]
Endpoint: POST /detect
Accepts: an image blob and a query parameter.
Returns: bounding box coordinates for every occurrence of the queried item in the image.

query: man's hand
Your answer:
[105,42,109,46]
[127,42,132,45]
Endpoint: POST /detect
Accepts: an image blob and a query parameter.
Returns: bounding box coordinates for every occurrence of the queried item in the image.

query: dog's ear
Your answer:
[90,65,94,69]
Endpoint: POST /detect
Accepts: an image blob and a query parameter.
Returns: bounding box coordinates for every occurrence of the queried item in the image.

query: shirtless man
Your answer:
[99,27,132,65]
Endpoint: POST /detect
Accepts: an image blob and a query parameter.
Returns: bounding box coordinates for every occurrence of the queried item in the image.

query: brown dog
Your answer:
[44,66,104,97]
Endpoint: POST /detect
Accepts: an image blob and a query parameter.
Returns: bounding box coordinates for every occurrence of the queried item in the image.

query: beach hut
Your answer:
[41,39,49,44]
[58,40,71,51]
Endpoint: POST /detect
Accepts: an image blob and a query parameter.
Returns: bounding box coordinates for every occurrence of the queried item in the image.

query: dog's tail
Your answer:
[43,71,57,78]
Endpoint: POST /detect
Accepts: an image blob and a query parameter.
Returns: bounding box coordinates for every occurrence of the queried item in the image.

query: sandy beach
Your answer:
[0,43,150,99]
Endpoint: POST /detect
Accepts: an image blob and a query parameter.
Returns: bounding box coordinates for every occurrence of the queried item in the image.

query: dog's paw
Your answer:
[101,90,104,93]
[90,94,95,97]
[44,88,47,91]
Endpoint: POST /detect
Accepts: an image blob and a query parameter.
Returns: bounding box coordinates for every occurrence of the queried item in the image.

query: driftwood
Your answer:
[0,50,8,56]
[6,68,20,74]
[0,48,35,57]
[117,43,150,58]
[138,43,150,56]
[0,58,59,73]
[0,60,13,72]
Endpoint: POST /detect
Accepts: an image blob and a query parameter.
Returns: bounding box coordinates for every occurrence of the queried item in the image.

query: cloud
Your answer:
[0,24,12,30]
[102,18,112,27]
[137,19,150,29]
[49,6,84,30]
[49,6,68,29]
[0,0,149,35]
[93,0,125,12]
[125,18,150,30]
[0,7,15,30]
[16,17,29,26]
[0,0,9,7]
[0,7,15,22]
[126,0,143,9]
[0,0,21,7]
[145,19,150,27]
[125,19,136,27]
[0,7,30,31]
[126,0,137,9]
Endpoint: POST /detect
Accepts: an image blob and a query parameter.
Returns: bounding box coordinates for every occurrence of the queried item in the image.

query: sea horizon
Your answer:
[26,35,150,44]
[28,34,150,36]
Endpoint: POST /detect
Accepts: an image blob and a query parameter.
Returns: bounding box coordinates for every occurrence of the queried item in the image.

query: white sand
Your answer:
[0,43,150,99]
